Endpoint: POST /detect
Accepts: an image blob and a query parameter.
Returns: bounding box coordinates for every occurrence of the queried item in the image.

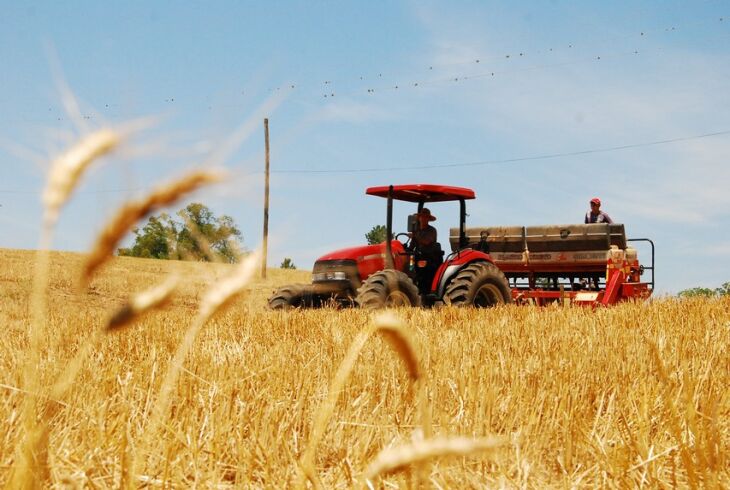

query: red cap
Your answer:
[590,197,601,205]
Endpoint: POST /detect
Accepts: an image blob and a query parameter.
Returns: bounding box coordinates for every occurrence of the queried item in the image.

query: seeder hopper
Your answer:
[455,223,654,306]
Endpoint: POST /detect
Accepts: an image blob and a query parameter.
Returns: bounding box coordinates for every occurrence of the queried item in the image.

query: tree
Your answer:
[677,287,716,298]
[175,203,243,263]
[118,203,243,262]
[280,257,296,269]
[365,225,387,245]
[118,213,176,260]
[677,283,730,298]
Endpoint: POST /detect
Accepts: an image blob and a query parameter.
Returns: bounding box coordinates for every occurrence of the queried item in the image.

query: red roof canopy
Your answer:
[366,184,475,202]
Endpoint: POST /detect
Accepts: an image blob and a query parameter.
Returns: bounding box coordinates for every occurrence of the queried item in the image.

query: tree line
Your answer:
[678,283,730,298]
[118,203,243,263]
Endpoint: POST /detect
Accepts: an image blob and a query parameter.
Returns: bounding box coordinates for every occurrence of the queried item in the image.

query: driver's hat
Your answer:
[418,208,437,221]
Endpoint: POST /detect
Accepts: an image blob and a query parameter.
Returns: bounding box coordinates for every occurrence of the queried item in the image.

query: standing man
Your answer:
[585,197,613,224]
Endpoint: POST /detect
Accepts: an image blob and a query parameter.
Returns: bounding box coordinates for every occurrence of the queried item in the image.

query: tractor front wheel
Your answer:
[444,262,512,307]
[356,270,421,309]
[268,284,321,310]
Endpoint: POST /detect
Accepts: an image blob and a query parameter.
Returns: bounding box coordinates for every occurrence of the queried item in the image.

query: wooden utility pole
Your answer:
[262,118,270,278]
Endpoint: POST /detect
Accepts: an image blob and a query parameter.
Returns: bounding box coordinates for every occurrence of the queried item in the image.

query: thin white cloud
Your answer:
[701,243,730,256]
[411,4,730,225]
[312,98,395,124]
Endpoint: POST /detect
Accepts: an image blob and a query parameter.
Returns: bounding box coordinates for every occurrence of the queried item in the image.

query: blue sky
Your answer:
[1,1,728,294]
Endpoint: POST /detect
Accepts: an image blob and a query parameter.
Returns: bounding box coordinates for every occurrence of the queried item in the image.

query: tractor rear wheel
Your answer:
[444,262,512,307]
[268,284,321,310]
[356,270,421,309]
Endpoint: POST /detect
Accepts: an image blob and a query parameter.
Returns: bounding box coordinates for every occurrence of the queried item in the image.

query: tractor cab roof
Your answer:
[365,184,475,202]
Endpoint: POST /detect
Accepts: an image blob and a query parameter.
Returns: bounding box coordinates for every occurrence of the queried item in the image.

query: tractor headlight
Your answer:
[312,271,348,282]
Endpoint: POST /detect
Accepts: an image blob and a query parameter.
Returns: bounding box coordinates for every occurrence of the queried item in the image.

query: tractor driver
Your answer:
[409,208,443,294]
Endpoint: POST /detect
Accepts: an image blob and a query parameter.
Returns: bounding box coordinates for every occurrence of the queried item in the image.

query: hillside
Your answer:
[0,248,311,313]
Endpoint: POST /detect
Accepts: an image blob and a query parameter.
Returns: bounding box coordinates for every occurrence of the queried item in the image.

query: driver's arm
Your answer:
[418,227,436,246]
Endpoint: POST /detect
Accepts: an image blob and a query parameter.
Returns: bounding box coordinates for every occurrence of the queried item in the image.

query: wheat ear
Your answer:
[79,170,223,287]
[361,436,504,484]
[9,129,121,489]
[296,313,426,489]
[106,274,180,331]
[42,128,120,228]
[129,251,260,483]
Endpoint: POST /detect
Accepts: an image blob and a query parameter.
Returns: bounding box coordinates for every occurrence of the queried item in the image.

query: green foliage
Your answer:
[678,287,717,298]
[118,214,176,260]
[365,224,387,245]
[118,203,243,262]
[677,282,730,298]
[280,257,296,270]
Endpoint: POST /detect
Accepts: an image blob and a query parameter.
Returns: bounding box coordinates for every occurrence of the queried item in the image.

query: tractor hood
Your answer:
[315,240,406,283]
[317,242,389,262]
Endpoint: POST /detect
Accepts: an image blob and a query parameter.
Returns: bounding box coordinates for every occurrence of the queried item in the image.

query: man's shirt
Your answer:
[413,225,441,261]
[585,211,613,224]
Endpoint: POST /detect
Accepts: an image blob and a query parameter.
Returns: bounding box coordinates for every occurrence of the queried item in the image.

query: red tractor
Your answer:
[268,184,654,309]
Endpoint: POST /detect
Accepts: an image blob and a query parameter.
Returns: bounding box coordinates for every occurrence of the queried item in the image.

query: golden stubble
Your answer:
[128,250,262,484]
[2,253,728,488]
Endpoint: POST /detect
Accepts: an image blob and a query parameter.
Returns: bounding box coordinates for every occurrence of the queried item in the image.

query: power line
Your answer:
[271,129,730,174]
[1,128,728,194]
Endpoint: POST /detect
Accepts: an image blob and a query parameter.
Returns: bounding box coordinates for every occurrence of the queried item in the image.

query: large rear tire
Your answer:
[268,284,321,310]
[444,262,512,307]
[355,270,421,309]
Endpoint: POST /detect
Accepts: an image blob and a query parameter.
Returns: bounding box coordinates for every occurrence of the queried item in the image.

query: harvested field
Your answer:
[1,248,728,488]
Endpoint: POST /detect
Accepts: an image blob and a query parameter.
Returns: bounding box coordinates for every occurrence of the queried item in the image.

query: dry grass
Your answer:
[1,248,728,488]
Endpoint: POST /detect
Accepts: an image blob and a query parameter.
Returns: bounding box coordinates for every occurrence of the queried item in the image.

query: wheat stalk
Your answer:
[373,312,422,382]
[197,251,261,319]
[10,129,121,489]
[373,313,432,441]
[128,250,260,485]
[646,338,700,489]
[79,170,223,287]
[296,313,427,489]
[361,435,504,484]
[8,275,180,490]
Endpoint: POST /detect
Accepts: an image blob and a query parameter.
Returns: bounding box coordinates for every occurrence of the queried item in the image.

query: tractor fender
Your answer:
[432,249,494,297]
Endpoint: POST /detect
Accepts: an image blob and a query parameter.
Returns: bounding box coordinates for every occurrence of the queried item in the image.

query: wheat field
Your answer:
[1,247,727,488]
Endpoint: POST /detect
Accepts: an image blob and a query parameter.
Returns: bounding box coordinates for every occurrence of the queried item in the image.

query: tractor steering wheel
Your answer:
[395,232,412,249]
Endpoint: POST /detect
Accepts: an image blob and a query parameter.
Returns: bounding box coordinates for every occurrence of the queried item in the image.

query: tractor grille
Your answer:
[312,259,360,290]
